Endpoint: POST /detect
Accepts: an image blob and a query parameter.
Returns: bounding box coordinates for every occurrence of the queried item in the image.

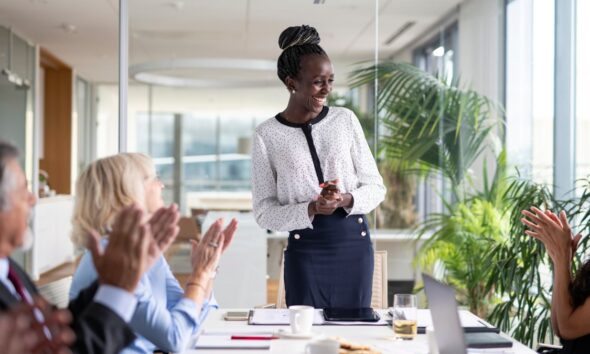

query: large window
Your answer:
[576,0,590,180]
[410,23,459,223]
[505,0,555,185]
[413,22,458,83]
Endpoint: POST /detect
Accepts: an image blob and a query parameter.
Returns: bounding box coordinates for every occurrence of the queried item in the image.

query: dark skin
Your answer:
[281,54,354,216]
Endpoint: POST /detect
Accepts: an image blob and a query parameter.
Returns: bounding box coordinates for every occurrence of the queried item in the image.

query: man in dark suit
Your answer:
[0,141,155,354]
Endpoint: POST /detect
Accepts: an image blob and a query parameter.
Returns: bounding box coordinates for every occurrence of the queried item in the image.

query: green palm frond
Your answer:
[350,62,503,194]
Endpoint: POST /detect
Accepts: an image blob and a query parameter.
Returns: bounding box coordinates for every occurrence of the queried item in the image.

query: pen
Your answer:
[231,335,279,340]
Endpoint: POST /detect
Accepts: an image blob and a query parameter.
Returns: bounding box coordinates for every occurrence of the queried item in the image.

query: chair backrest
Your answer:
[276,250,388,309]
[176,216,200,243]
[37,276,73,309]
[371,250,388,309]
[276,254,287,309]
[164,216,201,260]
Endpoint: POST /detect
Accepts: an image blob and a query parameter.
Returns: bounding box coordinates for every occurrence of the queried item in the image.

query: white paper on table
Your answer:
[195,334,271,350]
[323,319,389,325]
[249,309,324,325]
[248,309,388,326]
[203,330,277,335]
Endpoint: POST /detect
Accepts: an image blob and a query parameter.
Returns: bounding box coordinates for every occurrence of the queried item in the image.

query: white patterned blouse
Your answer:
[251,106,386,232]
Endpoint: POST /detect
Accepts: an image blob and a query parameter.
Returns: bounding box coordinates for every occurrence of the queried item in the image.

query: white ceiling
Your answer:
[0,0,462,84]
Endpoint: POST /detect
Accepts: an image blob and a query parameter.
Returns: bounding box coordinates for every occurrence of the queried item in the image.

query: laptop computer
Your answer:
[422,273,512,354]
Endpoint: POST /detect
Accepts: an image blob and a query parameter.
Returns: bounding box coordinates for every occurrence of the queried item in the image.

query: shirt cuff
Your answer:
[299,202,314,229]
[204,292,218,309]
[176,297,200,314]
[94,285,138,323]
[344,191,357,215]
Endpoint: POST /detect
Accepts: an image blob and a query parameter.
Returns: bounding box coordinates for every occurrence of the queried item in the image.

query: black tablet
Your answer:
[323,308,380,322]
[465,332,513,348]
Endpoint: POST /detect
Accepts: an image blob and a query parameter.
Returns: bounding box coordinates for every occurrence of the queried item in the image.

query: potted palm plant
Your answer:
[349,60,504,314]
[348,62,583,347]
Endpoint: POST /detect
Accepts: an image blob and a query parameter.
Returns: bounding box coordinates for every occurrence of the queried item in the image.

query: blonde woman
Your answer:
[68,153,238,354]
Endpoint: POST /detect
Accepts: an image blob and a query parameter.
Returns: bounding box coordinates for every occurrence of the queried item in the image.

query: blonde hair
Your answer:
[71,153,155,247]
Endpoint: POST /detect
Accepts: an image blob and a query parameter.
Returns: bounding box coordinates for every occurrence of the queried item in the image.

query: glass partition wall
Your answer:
[121,1,381,215]
[114,0,383,307]
[110,0,474,306]
[505,0,555,186]
[576,0,589,181]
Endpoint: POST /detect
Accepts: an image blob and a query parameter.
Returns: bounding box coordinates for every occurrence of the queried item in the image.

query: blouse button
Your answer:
[294,234,301,240]
[357,217,363,224]
[361,231,367,237]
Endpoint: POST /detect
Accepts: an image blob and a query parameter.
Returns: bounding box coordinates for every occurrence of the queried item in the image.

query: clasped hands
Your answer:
[308,179,353,216]
[521,206,583,264]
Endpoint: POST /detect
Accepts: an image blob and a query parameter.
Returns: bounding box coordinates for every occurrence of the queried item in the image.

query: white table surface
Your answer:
[180,309,536,354]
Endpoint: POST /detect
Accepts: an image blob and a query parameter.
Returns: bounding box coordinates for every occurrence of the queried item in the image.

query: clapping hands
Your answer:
[189,218,238,280]
[521,207,583,264]
[87,204,152,293]
[87,203,181,293]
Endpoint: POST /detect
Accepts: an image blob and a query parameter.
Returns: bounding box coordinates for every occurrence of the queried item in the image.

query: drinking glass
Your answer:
[392,294,417,340]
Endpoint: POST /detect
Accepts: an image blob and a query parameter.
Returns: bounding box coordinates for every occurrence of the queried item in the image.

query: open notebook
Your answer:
[194,334,271,350]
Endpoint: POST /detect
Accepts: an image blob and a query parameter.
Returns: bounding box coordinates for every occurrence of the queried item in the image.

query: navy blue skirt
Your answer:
[284,208,374,309]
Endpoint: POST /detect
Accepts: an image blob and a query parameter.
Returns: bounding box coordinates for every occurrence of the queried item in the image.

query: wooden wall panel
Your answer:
[39,49,72,195]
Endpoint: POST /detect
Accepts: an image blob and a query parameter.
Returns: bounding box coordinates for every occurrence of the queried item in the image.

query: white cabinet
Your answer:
[31,195,75,279]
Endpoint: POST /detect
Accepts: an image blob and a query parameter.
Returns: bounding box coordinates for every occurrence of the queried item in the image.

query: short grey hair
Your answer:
[0,141,19,211]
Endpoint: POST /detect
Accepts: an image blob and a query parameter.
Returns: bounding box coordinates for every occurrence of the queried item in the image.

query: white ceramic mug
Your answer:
[305,338,339,354]
[289,305,314,334]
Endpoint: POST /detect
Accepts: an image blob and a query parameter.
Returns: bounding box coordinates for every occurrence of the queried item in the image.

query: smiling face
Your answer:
[287,54,334,116]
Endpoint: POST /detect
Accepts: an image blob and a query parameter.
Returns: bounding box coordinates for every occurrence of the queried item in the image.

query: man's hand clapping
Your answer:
[87,204,152,293]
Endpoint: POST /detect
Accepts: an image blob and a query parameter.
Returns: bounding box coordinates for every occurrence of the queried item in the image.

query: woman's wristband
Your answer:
[188,273,209,286]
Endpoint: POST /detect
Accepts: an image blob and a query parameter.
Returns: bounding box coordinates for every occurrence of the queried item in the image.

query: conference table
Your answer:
[181,309,537,354]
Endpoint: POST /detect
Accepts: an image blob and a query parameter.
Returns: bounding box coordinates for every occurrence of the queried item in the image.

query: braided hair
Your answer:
[277,25,327,84]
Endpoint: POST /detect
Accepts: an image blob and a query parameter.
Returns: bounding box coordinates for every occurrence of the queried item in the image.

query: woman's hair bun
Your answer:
[278,25,321,51]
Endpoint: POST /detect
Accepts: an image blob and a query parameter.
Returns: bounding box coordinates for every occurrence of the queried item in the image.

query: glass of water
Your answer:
[392,294,417,340]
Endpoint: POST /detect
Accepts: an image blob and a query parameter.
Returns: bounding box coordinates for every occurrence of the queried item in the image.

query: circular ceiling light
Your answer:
[129,58,278,88]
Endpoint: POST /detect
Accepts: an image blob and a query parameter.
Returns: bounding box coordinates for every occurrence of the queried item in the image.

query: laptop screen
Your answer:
[422,273,468,354]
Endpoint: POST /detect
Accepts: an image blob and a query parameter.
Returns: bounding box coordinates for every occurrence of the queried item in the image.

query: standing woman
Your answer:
[252,25,386,309]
